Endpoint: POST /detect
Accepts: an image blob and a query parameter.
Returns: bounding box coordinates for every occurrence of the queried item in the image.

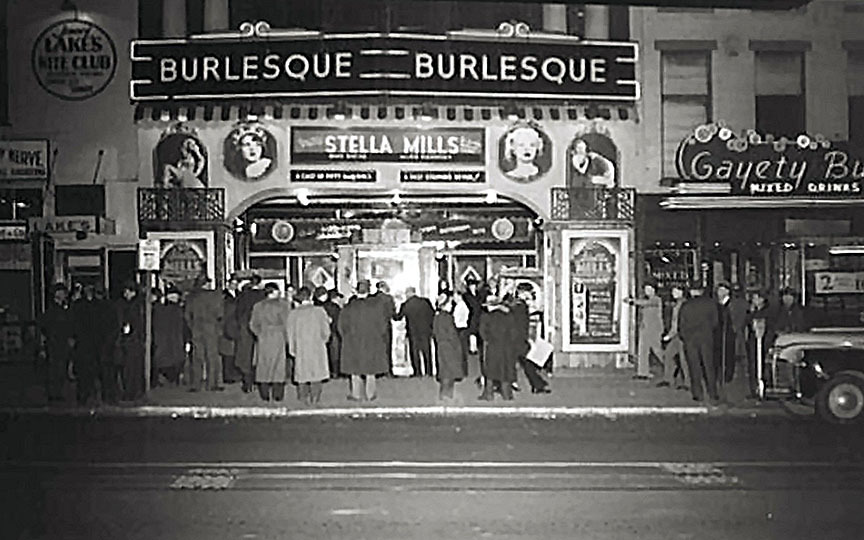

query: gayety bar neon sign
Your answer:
[675,122,864,196]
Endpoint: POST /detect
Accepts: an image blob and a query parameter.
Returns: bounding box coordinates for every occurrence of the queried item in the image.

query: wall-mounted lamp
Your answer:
[501,104,521,122]
[327,102,349,121]
[418,104,437,121]
[484,190,498,204]
[390,191,402,206]
[296,188,311,206]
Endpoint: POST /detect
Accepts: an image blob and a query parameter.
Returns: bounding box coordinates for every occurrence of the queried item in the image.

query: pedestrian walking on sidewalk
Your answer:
[286,287,331,405]
[432,292,465,401]
[184,278,225,392]
[339,280,388,401]
[627,283,664,380]
[38,284,74,402]
[678,287,719,404]
[478,296,518,401]
[111,281,147,402]
[658,285,689,390]
[234,275,268,393]
[315,288,342,378]
[395,287,435,377]
[249,283,291,402]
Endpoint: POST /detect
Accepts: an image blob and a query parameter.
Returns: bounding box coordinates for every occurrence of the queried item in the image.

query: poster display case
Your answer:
[561,229,630,353]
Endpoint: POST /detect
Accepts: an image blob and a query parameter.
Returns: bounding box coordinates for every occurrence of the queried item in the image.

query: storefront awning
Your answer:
[133,101,638,124]
[660,196,864,210]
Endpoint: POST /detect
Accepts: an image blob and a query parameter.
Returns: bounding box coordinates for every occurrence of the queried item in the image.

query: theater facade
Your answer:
[130,20,642,369]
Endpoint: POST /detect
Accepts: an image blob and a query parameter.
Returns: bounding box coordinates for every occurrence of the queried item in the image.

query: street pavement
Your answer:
[2,412,863,539]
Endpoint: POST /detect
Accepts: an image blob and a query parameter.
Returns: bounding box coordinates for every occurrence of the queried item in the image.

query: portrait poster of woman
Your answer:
[223,122,277,181]
[566,132,618,189]
[498,121,553,183]
[153,124,208,188]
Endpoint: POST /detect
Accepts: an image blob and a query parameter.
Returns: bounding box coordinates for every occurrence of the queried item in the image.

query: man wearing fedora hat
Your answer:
[339,280,389,401]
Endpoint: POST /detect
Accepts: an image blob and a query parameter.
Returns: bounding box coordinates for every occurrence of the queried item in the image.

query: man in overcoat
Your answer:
[233,275,267,392]
[478,296,518,401]
[395,287,435,377]
[372,281,396,375]
[678,287,720,403]
[39,284,74,402]
[184,277,225,392]
[70,284,110,405]
[112,281,147,402]
[152,286,187,386]
[286,286,331,405]
[339,280,389,401]
[432,292,465,401]
[249,283,291,401]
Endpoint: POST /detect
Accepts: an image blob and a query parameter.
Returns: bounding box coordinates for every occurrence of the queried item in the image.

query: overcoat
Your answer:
[249,298,290,383]
[479,308,518,382]
[339,296,389,375]
[152,302,187,370]
[397,296,435,338]
[112,297,146,367]
[286,303,331,384]
[432,310,465,382]
[234,288,268,373]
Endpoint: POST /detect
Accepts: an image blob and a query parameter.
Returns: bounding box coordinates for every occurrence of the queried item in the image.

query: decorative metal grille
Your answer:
[138,188,225,225]
[550,187,635,222]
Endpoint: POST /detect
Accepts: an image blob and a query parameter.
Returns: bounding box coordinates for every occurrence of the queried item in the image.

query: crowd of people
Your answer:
[36,274,553,407]
[628,282,806,405]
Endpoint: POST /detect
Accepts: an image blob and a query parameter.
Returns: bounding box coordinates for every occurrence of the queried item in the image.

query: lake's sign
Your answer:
[131,31,638,101]
[676,123,864,196]
[32,19,117,100]
[291,127,484,164]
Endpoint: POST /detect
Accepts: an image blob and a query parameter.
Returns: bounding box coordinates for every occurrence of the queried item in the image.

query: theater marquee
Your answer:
[131,33,639,101]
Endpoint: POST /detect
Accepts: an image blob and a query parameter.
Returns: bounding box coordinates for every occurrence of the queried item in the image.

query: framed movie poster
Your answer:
[561,229,630,352]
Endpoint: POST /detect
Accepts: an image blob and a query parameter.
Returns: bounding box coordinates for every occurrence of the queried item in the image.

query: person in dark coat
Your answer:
[678,287,720,404]
[339,280,389,401]
[432,291,465,401]
[152,286,187,386]
[220,275,241,384]
[463,278,487,360]
[314,287,343,378]
[478,296,518,401]
[233,275,268,393]
[512,285,550,394]
[38,284,74,402]
[775,288,806,333]
[111,281,147,402]
[70,284,109,405]
[395,287,435,377]
[184,278,225,392]
[714,282,749,386]
[372,281,396,375]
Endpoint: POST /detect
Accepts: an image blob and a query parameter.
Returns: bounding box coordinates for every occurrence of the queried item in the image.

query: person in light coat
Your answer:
[249,283,291,402]
[628,283,664,380]
[659,285,689,390]
[286,286,331,405]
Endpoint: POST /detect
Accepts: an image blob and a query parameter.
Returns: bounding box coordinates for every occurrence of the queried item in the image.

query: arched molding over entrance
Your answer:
[226,188,547,223]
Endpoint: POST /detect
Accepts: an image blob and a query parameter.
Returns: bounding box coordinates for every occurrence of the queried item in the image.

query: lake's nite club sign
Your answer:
[676,123,864,196]
[131,31,638,101]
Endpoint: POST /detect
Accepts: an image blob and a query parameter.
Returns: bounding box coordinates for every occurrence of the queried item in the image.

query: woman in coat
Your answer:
[286,286,331,405]
[249,283,290,402]
[432,291,465,402]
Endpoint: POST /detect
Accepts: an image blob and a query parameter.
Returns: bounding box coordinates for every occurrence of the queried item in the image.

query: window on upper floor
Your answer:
[661,51,712,178]
[138,0,163,38]
[608,5,629,40]
[755,51,805,138]
[847,50,864,146]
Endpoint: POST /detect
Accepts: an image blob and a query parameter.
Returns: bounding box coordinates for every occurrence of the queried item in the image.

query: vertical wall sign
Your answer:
[32,19,117,100]
[561,229,630,352]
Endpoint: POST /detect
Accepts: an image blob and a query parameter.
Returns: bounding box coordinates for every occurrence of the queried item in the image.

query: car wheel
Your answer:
[815,373,864,424]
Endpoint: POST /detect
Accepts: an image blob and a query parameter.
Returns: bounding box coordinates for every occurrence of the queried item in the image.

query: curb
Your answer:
[0,404,779,419]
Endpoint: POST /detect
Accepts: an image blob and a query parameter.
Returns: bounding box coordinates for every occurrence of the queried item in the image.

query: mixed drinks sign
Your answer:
[291,127,484,164]
[131,34,638,101]
[676,123,864,196]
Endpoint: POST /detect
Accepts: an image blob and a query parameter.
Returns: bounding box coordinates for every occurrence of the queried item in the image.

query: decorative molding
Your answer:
[748,40,812,52]
[654,40,717,51]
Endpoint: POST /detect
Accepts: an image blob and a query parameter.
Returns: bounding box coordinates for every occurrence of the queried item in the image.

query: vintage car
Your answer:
[762,327,864,424]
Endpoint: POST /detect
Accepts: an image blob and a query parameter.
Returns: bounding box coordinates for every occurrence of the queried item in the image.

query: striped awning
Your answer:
[133,101,638,124]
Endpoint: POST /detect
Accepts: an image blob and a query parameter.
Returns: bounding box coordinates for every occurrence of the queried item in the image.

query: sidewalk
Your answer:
[0,360,782,418]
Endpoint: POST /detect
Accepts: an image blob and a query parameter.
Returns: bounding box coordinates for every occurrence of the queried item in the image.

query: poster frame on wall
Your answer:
[560,229,630,353]
[145,231,215,291]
